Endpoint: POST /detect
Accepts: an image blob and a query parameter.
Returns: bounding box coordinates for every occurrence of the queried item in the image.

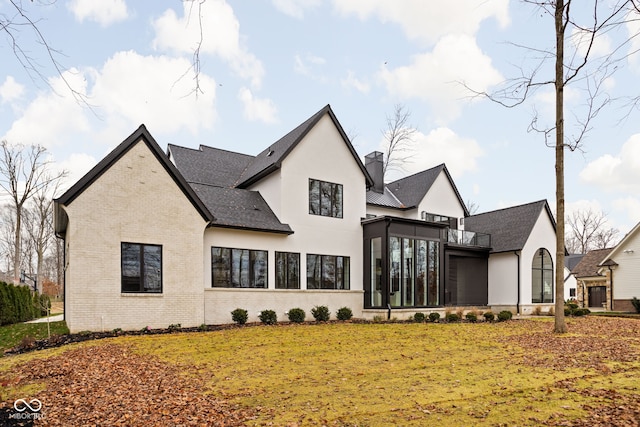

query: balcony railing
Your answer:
[444,229,491,248]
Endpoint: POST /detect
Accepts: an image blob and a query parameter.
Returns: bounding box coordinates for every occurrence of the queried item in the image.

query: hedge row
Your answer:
[0,281,51,325]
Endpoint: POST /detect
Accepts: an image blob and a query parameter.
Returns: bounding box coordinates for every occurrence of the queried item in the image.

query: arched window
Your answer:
[532,248,553,303]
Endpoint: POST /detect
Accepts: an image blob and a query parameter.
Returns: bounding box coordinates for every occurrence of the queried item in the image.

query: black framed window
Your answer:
[121,243,162,293]
[309,179,343,218]
[532,248,553,303]
[307,254,350,290]
[276,252,300,289]
[212,247,268,288]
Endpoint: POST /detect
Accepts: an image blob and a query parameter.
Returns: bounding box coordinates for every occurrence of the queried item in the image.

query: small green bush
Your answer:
[465,312,478,323]
[428,312,440,322]
[566,301,579,310]
[231,308,249,325]
[372,315,384,323]
[311,305,330,322]
[483,311,495,322]
[413,312,426,323]
[336,307,353,321]
[497,310,513,322]
[446,313,460,322]
[259,309,277,325]
[168,323,181,332]
[287,308,306,323]
[198,323,208,332]
[632,297,640,313]
[564,307,572,316]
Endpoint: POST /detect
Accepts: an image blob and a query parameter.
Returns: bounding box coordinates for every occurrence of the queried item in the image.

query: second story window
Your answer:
[309,179,343,218]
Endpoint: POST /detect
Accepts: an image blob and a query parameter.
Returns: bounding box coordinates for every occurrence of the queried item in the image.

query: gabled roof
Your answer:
[572,247,615,278]
[465,200,555,253]
[236,104,373,188]
[55,124,213,224]
[600,220,640,264]
[375,164,468,215]
[366,186,406,209]
[168,144,253,188]
[190,183,293,234]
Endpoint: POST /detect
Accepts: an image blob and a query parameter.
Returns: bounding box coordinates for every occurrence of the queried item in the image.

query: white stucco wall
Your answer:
[487,252,519,306]
[203,113,367,324]
[417,172,466,224]
[564,267,577,301]
[62,140,208,332]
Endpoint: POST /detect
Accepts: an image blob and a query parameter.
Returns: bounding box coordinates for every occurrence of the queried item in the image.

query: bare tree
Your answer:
[381,104,417,179]
[468,0,640,333]
[466,200,480,215]
[0,141,66,284]
[565,209,619,253]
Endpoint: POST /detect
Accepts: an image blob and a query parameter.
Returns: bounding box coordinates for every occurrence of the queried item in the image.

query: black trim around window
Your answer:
[212,247,268,288]
[276,252,300,289]
[121,243,162,293]
[309,179,343,218]
[306,254,350,290]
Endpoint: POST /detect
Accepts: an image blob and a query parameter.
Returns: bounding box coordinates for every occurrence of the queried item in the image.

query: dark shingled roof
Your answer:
[168,144,253,188]
[368,163,468,214]
[236,104,372,188]
[190,184,292,234]
[571,248,615,278]
[465,200,554,253]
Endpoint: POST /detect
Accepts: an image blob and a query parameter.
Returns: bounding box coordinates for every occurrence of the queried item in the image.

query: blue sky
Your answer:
[1,0,639,236]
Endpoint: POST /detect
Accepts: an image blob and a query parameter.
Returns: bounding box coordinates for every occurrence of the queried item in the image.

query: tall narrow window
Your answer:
[309,179,343,218]
[532,248,553,303]
[121,243,162,293]
[276,252,300,289]
[212,247,268,288]
[307,254,350,289]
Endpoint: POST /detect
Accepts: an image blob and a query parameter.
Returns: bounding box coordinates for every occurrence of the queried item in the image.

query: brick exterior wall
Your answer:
[62,140,208,332]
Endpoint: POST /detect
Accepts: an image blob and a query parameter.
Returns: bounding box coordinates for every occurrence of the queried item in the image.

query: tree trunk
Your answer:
[554,0,568,333]
[13,206,21,284]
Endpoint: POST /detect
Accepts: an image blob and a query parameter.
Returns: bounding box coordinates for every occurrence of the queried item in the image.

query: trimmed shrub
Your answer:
[259,309,278,325]
[465,312,478,323]
[413,312,426,323]
[483,311,495,322]
[446,313,460,323]
[336,307,353,321]
[231,308,249,325]
[168,323,181,332]
[287,308,306,323]
[566,301,579,311]
[564,307,572,317]
[497,310,513,322]
[311,305,330,322]
[532,306,542,316]
[632,297,640,313]
[428,312,440,322]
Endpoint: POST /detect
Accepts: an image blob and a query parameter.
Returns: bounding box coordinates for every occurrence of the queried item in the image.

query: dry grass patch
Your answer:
[1,317,639,426]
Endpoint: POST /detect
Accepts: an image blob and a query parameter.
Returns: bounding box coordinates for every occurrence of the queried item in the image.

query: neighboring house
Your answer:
[598,221,640,312]
[564,254,584,301]
[572,248,615,310]
[54,104,558,332]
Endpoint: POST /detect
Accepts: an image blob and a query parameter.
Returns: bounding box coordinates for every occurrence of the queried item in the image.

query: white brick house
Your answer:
[55,105,557,332]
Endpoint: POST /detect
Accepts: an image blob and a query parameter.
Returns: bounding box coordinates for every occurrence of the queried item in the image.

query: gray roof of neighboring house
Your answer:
[565,254,585,271]
[465,200,554,253]
[168,144,253,188]
[367,163,468,215]
[190,184,293,234]
[571,247,615,278]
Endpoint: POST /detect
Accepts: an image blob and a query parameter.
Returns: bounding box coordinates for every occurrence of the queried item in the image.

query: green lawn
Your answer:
[1,317,639,426]
[0,321,69,354]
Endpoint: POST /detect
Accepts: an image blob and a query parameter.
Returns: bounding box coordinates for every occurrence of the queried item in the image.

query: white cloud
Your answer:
[384,127,483,181]
[91,51,217,138]
[333,0,510,46]
[272,0,321,19]
[294,53,327,80]
[341,70,370,94]
[570,27,612,59]
[627,11,640,71]
[238,88,278,124]
[378,34,503,123]
[152,0,264,88]
[2,69,90,148]
[67,0,128,27]
[57,153,98,194]
[0,76,24,103]
[579,134,640,193]
[612,197,640,229]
